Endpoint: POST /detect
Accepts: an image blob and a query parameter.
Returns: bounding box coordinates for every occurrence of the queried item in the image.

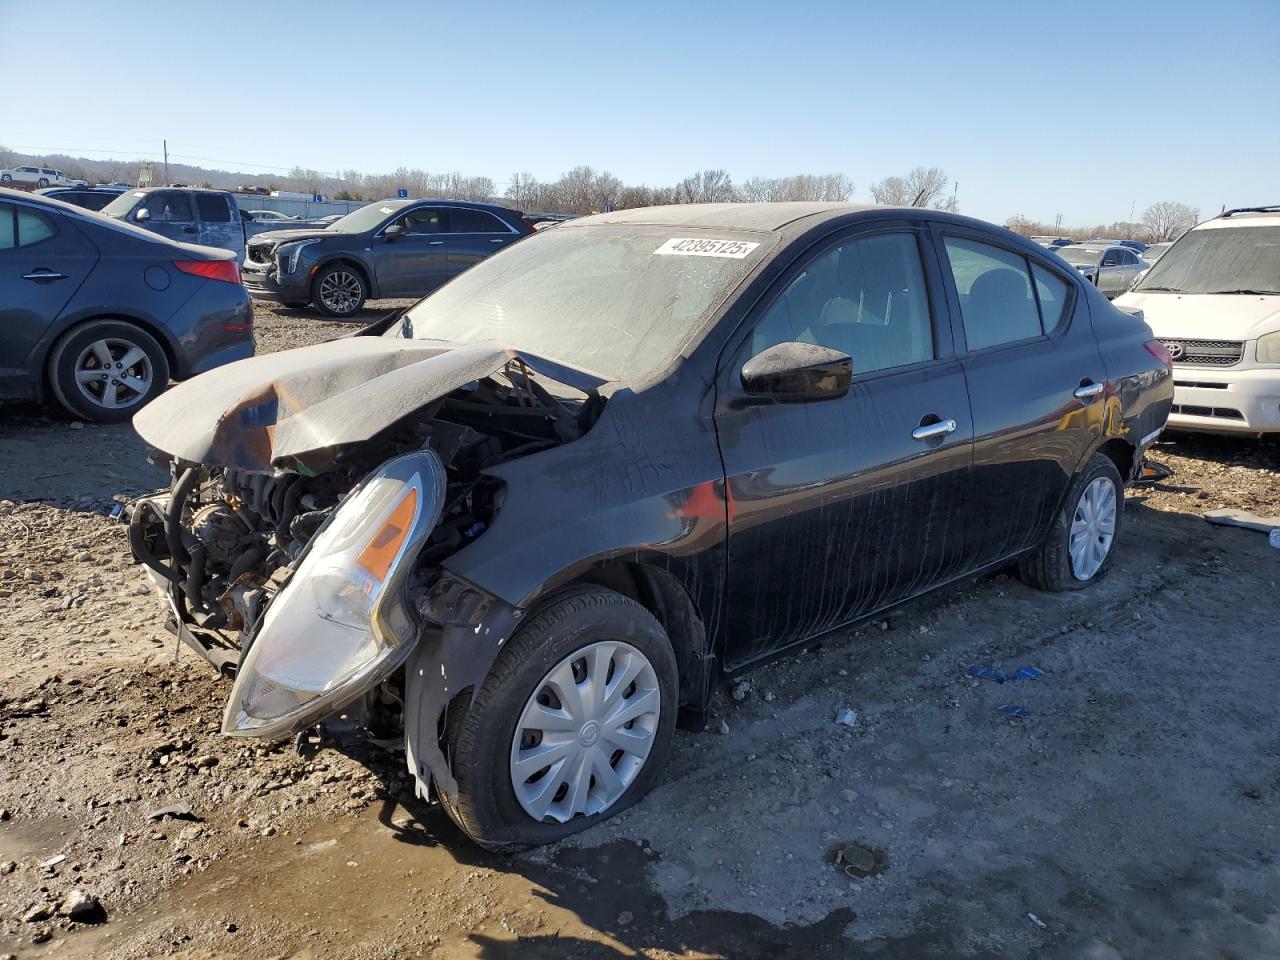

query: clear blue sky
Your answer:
[2,0,1276,226]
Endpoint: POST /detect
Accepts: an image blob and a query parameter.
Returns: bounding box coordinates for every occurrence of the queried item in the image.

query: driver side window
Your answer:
[750,232,934,376]
[401,207,442,234]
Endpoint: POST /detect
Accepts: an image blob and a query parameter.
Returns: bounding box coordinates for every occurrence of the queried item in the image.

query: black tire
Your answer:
[1018,453,1124,592]
[0,175,11,184]
[47,320,170,423]
[282,301,310,309]
[311,262,366,317]
[438,585,679,852]
[37,178,49,188]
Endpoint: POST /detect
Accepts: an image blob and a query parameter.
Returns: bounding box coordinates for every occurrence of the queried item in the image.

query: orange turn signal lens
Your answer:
[355,487,418,581]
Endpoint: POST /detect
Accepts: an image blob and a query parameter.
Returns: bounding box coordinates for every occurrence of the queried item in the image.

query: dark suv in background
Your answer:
[242,199,535,317]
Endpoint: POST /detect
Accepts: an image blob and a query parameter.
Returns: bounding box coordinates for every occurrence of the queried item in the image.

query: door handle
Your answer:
[22,270,67,282]
[911,418,958,441]
[489,238,506,244]
[427,240,444,246]
[1074,381,1105,400]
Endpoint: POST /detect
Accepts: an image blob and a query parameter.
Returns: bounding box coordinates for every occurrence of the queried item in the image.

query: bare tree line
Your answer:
[1006,200,1201,244]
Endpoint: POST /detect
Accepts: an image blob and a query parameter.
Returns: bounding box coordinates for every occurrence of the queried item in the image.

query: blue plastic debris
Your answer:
[967,664,1043,683]
[998,704,1031,718]
[967,664,1007,683]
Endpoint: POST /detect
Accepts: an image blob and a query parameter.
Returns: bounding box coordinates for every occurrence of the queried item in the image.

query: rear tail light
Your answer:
[174,259,240,284]
[1144,340,1173,370]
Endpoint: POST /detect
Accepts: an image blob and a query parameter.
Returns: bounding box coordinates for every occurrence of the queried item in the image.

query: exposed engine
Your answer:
[131,360,599,703]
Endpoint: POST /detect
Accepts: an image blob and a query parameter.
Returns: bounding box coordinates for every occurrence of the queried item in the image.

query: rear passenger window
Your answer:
[1032,263,1070,331]
[141,191,193,222]
[0,203,14,250]
[750,232,934,375]
[195,194,232,222]
[944,237,1042,351]
[449,209,508,233]
[16,208,55,247]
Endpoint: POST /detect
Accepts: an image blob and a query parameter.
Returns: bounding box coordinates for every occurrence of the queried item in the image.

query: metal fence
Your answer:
[232,195,369,219]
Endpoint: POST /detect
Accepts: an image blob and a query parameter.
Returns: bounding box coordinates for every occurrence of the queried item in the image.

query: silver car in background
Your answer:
[1055,243,1148,299]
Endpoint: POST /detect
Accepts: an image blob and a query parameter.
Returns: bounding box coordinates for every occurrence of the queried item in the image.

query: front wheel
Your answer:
[438,586,679,852]
[37,178,49,187]
[1018,453,1123,591]
[311,263,366,317]
[0,174,11,184]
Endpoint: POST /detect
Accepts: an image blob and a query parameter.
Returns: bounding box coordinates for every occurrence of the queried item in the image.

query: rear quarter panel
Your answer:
[1088,289,1174,475]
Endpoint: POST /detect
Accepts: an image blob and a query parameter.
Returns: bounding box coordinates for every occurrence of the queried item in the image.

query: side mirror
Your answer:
[134,208,150,222]
[383,224,405,241]
[741,341,852,402]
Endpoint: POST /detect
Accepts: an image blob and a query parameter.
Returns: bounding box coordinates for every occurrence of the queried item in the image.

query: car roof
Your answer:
[1196,210,1280,230]
[565,202,884,233]
[374,197,520,215]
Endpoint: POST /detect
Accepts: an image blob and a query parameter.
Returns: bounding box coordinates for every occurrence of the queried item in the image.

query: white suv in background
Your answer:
[1116,206,1280,435]
[0,165,83,187]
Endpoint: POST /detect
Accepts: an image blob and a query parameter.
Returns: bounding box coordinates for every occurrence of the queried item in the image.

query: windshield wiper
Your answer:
[1202,288,1280,295]
[1139,285,1183,292]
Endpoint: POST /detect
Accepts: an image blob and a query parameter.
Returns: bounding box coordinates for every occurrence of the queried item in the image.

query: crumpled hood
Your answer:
[132,336,591,472]
[1114,291,1280,341]
[248,227,344,245]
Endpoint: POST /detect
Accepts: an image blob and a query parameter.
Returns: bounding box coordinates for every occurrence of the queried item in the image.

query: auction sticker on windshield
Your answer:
[654,238,761,259]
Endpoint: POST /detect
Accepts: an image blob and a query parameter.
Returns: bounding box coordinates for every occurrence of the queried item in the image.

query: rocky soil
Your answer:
[1,301,1277,959]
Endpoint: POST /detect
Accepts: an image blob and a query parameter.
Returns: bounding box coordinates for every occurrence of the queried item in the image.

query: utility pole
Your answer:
[163,140,169,185]
[952,181,958,209]
[1128,199,1135,224]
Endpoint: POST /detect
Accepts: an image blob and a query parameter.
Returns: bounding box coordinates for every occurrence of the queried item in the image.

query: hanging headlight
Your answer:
[222,449,447,738]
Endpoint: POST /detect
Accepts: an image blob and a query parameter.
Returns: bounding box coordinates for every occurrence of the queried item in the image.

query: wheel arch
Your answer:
[568,561,714,713]
[1094,436,1136,484]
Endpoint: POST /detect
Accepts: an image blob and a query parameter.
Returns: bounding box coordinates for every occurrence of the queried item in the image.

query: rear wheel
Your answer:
[437,586,679,852]
[1018,453,1123,591]
[311,263,366,317]
[37,178,49,188]
[47,320,170,423]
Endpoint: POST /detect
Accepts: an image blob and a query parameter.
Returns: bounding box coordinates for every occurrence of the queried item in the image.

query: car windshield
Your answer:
[1137,225,1280,294]
[99,190,146,219]
[399,225,773,382]
[325,202,400,233]
[1057,246,1102,266]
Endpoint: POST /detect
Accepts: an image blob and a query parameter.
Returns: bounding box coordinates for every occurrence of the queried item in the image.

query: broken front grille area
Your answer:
[1159,339,1244,366]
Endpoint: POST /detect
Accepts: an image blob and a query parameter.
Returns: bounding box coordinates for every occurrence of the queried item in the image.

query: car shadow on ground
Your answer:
[1159,429,1280,470]
[0,405,165,510]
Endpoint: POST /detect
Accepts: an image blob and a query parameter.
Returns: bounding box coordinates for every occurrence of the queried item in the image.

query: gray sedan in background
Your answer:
[1055,243,1148,298]
[0,188,253,422]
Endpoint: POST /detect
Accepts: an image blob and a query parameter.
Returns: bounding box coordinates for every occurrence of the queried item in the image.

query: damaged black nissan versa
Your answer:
[129,203,1173,850]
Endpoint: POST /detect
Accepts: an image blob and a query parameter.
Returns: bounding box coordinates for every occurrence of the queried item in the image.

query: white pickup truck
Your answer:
[0,165,85,188]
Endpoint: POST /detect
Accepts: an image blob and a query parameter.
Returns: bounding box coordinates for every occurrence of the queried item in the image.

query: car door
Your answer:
[1096,247,1126,297]
[715,223,974,669]
[372,205,450,297]
[0,201,98,397]
[445,208,518,276]
[193,193,244,260]
[134,190,197,245]
[933,228,1108,571]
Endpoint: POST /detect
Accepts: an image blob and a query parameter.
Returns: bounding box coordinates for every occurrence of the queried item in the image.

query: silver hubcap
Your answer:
[1069,476,1117,581]
[319,270,362,314]
[72,338,153,410]
[510,641,661,824]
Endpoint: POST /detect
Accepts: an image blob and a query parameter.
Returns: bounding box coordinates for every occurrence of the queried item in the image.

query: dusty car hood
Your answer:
[132,336,599,473]
[1114,291,1280,341]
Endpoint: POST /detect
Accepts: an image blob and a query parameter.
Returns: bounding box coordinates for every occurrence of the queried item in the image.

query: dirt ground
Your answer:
[2,301,1278,960]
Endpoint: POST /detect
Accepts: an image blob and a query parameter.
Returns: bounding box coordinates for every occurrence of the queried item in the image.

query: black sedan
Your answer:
[0,188,253,422]
[130,202,1172,849]
[36,185,128,212]
[242,198,536,317]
